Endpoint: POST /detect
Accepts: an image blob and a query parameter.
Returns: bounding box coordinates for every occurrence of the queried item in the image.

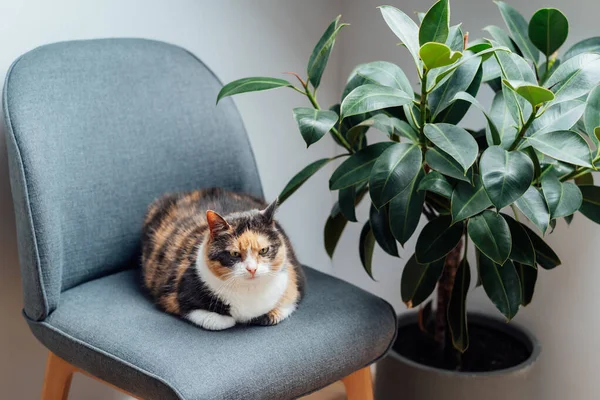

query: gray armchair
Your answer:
[3,39,396,400]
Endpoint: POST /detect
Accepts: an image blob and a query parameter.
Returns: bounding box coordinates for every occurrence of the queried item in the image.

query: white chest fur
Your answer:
[195,245,289,322]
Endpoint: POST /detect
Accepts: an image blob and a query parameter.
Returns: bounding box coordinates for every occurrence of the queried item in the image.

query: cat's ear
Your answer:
[260,198,279,223]
[206,210,230,237]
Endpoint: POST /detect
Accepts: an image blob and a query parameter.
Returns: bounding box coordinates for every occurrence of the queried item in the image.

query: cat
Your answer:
[141,187,305,331]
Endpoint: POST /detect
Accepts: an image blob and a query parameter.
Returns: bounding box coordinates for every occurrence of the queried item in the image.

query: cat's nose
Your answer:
[246,265,257,276]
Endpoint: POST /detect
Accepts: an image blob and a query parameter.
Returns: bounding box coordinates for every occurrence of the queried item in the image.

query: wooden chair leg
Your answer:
[41,352,75,400]
[341,366,374,400]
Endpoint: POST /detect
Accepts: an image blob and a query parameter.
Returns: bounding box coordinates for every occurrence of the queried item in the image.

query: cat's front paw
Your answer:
[251,304,297,326]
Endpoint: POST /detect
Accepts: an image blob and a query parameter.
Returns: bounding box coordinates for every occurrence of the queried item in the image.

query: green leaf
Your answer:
[419,0,450,46]
[401,254,445,308]
[483,25,518,53]
[330,142,394,190]
[480,146,534,209]
[520,223,561,269]
[503,80,555,106]
[425,148,473,183]
[379,6,421,68]
[292,108,338,147]
[541,174,582,219]
[489,91,518,149]
[369,143,422,208]
[429,57,482,120]
[564,37,600,60]
[341,84,413,119]
[446,24,465,52]
[338,183,368,223]
[468,210,512,264]
[494,51,536,124]
[451,178,493,222]
[424,123,478,172]
[579,186,600,224]
[279,158,334,204]
[502,213,536,266]
[527,130,593,168]
[370,204,399,257]
[584,86,600,143]
[516,262,537,306]
[496,1,540,63]
[545,53,600,105]
[515,186,550,234]
[343,61,413,99]
[479,253,521,320]
[389,169,426,245]
[435,64,483,125]
[418,171,453,198]
[448,256,470,353]
[528,99,586,137]
[307,16,347,89]
[432,46,510,88]
[359,222,376,280]
[347,114,412,145]
[528,8,569,56]
[415,216,464,264]
[453,92,501,146]
[324,203,347,258]
[419,42,462,70]
[216,77,292,103]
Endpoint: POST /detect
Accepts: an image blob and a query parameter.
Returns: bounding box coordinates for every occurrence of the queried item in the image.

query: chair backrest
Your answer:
[3,39,263,321]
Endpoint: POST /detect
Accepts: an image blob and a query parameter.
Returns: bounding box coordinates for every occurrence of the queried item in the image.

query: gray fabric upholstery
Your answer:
[5,38,397,399]
[27,267,396,400]
[4,39,263,320]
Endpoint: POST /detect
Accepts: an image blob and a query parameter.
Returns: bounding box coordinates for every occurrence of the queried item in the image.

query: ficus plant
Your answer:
[217,0,600,365]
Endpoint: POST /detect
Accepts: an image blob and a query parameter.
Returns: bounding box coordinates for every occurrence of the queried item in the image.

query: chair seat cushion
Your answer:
[26,267,396,400]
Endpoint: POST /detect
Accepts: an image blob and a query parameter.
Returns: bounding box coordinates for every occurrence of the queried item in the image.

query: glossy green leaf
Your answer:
[418,171,453,198]
[545,53,600,105]
[528,99,586,137]
[520,223,561,269]
[432,46,510,88]
[448,257,470,353]
[216,77,291,103]
[292,108,338,147]
[496,1,539,63]
[359,222,376,280]
[446,24,465,52]
[419,0,450,46]
[419,42,462,70]
[430,57,481,119]
[480,146,534,209]
[324,203,347,258]
[503,80,555,106]
[369,143,422,207]
[579,186,600,224]
[341,84,413,119]
[435,64,483,125]
[527,130,593,168]
[330,142,394,190]
[370,204,399,257]
[415,216,464,264]
[451,178,493,222]
[516,262,537,306]
[494,51,536,124]
[389,169,426,245]
[468,210,512,264]
[483,25,518,53]
[279,158,333,204]
[515,186,550,234]
[379,6,422,67]
[528,8,568,56]
[479,253,521,319]
[425,148,473,183]
[584,85,600,143]
[564,37,600,60]
[453,92,501,146]
[401,254,445,308]
[338,183,368,223]
[541,174,582,218]
[346,114,411,146]
[502,213,536,266]
[424,123,478,172]
[308,16,347,89]
[343,61,413,99]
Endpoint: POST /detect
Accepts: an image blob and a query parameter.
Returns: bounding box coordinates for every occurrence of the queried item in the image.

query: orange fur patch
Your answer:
[236,231,271,260]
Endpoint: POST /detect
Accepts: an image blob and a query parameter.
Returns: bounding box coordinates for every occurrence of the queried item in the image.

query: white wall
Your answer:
[335,1,600,400]
[0,1,342,399]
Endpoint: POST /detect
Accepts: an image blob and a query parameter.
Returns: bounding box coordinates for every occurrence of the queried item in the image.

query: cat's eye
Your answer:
[229,250,241,258]
[259,247,269,255]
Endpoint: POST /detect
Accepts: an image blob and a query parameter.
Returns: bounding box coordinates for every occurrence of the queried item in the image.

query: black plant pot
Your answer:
[375,312,541,400]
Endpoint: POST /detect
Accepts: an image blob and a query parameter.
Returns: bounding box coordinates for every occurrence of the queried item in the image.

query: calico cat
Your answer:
[141,187,305,330]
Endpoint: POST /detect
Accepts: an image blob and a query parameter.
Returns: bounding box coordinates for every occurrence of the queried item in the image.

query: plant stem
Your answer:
[560,154,600,182]
[508,108,538,151]
[305,88,354,153]
[419,70,429,149]
[435,237,463,354]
